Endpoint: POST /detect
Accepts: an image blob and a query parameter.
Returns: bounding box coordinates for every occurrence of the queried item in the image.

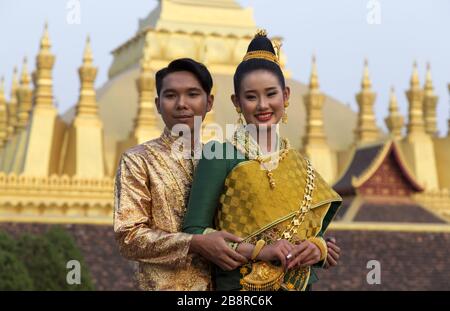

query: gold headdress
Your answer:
[242,29,281,65]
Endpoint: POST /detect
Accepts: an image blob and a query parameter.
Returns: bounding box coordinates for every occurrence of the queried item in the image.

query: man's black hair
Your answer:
[155,58,213,96]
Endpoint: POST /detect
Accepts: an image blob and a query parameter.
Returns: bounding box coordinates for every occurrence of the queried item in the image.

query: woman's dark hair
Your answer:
[155,58,213,96]
[233,34,286,95]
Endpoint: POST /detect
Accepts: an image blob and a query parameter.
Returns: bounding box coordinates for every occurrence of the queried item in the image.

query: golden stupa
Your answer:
[0,0,449,227]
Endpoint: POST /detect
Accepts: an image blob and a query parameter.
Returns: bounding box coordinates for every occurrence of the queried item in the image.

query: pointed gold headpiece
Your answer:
[242,29,281,65]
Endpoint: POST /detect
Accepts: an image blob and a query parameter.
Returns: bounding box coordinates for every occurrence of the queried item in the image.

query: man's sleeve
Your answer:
[113,152,193,267]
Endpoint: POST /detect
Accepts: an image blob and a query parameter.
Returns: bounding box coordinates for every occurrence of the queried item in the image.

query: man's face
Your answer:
[155,71,213,132]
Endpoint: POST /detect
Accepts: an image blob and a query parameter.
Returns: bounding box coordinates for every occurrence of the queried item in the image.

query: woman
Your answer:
[183,30,342,291]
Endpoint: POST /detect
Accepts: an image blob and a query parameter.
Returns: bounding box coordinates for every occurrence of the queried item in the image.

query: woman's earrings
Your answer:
[236,107,244,125]
[282,101,289,124]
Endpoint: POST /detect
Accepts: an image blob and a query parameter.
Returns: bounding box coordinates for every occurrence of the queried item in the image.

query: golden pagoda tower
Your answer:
[5,57,33,173]
[354,59,380,145]
[10,23,61,176]
[401,61,438,189]
[423,63,438,137]
[302,55,335,183]
[15,58,33,133]
[131,37,161,144]
[62,36,106,178]
[384,86,404,140]
[6,67,19,139]
[0,77,7,150]
[406,61,425,136]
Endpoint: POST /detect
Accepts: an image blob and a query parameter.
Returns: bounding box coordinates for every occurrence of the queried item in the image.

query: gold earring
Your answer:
[236,107,244,125]
[282,101,289,124]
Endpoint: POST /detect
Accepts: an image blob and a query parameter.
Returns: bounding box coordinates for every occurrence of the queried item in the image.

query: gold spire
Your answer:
[424,62,434,93]
[20,57,30,86]
[0,76,7,149]
[34,22,55,108]
[389,86,399,111]
[0,76,4,99]
[40,21,51,51]
[385,86,404,140]
[303,55,326,146]
[361,58,372,90]
[309,54,319,91]
[6,66,19,138]
[16,57,33,130]
[410,60,420,89]
[132,37,160,143]
[354,59,379,145]
[83,35,93,67]
[76,35,99,117]
[406,61,425,136]
[422,62,438,136]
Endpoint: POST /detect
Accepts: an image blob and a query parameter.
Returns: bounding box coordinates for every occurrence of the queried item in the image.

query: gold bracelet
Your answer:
[307,237,327,262]
[250,239,266,261]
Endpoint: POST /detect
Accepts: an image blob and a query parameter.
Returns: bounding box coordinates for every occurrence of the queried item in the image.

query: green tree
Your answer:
[0,231,34,290]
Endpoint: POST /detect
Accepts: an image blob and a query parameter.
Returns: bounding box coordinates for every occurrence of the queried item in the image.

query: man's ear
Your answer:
[206,94,214,113]
[155,97,161,114]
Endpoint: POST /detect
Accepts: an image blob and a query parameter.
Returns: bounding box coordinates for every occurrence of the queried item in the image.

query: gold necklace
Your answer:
[231,128,290,189]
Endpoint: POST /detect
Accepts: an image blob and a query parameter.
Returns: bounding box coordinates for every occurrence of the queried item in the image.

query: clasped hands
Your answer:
[256,239,322,271]
[191,230,340,272]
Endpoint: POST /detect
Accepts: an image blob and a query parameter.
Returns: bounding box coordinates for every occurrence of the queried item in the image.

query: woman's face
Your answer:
[232,69,290,127]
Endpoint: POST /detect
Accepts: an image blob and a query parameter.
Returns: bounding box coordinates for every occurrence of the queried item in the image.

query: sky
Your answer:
[0,0,449,135]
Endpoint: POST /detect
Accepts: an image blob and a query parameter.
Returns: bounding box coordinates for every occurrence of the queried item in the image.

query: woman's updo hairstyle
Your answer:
[233,30,286,95]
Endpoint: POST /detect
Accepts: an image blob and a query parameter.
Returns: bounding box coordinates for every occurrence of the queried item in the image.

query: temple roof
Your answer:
[334,140,424,195]
[137,0,256,36]
[354,202,446,223]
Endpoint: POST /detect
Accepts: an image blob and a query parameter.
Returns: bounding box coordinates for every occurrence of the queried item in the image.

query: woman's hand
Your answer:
[324,237,341,269]
[286,240,321,270]
[256,239,294,269]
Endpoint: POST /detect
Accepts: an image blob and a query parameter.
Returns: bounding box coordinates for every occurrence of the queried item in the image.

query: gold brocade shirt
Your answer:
[113,128,210,290]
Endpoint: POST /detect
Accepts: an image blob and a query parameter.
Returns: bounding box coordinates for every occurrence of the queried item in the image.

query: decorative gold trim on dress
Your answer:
[307,236,327,261]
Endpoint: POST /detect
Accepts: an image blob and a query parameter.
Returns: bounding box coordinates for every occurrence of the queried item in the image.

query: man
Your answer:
[114,58,247,290]
[114,58,341,291]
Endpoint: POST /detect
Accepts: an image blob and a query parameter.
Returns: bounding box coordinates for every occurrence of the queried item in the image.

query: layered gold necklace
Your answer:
[231,126,290,189]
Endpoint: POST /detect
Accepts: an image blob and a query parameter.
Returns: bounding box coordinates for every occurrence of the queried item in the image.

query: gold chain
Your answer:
[279,158,315,241]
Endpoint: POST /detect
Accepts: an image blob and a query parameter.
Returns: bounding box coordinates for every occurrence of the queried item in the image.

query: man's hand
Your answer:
[286,240,321,270]
[323,237,341,269]
[189,231,247,271]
